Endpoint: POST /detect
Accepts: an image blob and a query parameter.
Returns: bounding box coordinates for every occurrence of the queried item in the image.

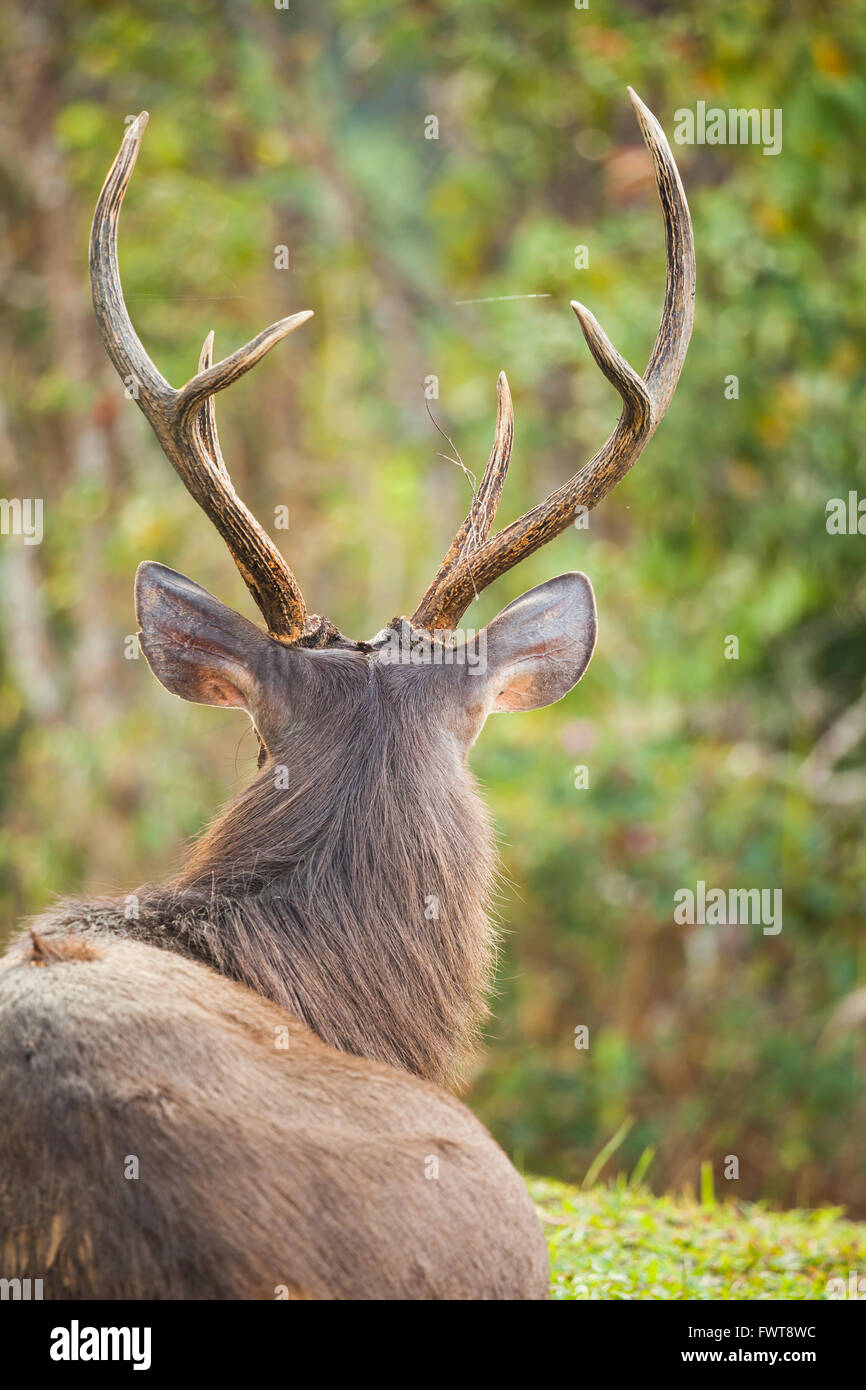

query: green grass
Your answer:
[527,1177,866,1300]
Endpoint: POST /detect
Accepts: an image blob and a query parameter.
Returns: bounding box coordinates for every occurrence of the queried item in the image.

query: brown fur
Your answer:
[25,929,101,965]
[0,936,547,1299]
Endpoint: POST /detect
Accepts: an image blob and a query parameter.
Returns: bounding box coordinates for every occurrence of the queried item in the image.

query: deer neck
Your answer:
[144,740,498,1088]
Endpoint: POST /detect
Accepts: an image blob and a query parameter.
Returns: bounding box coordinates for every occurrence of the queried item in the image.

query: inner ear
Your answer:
[460,572,597,716]
[135,561,272,712]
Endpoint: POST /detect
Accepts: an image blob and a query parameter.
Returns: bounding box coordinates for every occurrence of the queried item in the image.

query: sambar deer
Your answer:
[0,89,693,1299]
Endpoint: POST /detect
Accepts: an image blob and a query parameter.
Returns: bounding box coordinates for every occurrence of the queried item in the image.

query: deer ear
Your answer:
[477,572,597,712]
[135,562,271,710]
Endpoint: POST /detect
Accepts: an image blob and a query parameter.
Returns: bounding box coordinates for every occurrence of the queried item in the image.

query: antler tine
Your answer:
[628,87,695,415]
[411,87,695,634]
[89,112,170,405]
[90,113,319,645]
[195,331,229,476]
[176,310,314,425]
[463,371,514,548]
[421,372,514,608]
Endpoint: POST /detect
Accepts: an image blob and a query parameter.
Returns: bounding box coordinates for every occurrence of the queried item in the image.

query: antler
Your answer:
[90,112,324,645]
[411,87,695,633]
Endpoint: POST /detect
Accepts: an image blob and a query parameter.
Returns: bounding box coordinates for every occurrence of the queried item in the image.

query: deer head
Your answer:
[89,91,694,1086]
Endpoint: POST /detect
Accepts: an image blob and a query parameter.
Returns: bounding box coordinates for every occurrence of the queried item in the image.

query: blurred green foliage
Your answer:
[1,1,865,1212]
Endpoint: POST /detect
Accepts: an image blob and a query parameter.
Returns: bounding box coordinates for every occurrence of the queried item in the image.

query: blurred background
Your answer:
[1,0,865,1212]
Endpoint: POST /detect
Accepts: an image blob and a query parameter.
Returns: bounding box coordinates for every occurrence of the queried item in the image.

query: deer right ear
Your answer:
[135,562,271,711]
[475,572,597,713]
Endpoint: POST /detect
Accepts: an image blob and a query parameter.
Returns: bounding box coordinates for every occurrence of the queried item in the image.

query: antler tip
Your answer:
[570,300,608,358]
[198,330,215,372]
[495,369,513,422]
[626,86,644,114]
[126,111,150,140]
[570,299,594,328]
[626,87,661,145]
[274,310,315,337]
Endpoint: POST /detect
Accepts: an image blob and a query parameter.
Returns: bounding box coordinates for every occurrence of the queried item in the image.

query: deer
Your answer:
[0,89,694,1300]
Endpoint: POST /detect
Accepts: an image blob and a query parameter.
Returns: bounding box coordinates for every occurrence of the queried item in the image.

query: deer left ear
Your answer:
[135,562,272,711]
[473,572,597,712]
